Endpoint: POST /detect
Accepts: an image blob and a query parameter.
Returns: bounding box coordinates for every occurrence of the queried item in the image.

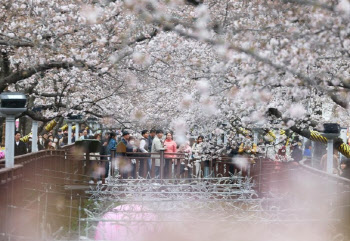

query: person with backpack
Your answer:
[116,131,133,178]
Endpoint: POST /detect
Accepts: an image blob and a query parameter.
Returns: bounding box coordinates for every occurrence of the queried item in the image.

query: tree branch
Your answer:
[0,61,101,92]
[0,39,34,47]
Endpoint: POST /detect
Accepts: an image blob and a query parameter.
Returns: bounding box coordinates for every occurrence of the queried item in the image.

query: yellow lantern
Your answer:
[20,132,32,143]
[60,124,68,131]
[44,120,57,132]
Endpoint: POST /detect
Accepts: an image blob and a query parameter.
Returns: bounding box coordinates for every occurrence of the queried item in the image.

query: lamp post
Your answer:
[0,92,27,168]
[31,106,42,152]
[87,117,98,136]
[31,121,38,152]
[75,122,79,141]
[322,123,340,174]
[67,121,73,144]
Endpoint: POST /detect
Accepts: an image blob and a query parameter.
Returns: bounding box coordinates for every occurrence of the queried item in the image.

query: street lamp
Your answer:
[87,117,98,136]
[31,106,42,152]
[0,92,27,168]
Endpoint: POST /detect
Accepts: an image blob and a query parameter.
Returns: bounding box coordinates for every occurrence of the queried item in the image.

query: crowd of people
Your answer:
[274,138,350,179]
[12,128,97,156]
[103,129,204,179]
[8,127,350,180]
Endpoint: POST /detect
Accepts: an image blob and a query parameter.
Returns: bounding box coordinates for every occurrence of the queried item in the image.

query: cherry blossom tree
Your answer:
[1,0,350,138]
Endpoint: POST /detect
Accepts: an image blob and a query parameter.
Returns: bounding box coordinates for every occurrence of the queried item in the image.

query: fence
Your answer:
[0,145,78,241]
[109,150,256,180]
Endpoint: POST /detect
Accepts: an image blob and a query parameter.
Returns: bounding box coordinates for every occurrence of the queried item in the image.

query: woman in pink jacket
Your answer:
[163,132,177,178]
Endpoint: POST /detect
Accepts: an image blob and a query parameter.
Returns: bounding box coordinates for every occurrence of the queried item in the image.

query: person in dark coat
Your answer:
[340,158,350,179]
[38,135,45,150]
[148,129,156,152]
[96,133,109,181]
[14,131,27,156]
[291,143,303,162]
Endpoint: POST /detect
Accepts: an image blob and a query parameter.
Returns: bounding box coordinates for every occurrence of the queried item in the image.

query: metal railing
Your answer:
[108,150,256,180]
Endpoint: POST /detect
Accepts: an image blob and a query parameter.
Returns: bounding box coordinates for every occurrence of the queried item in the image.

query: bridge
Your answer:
[1,145,350,241]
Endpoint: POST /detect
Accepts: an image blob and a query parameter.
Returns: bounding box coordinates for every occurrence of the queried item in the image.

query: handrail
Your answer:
[299,159,350,185]
[0,144,75,167]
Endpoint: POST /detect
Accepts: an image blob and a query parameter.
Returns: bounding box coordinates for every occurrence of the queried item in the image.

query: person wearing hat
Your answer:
[116,131,130,152]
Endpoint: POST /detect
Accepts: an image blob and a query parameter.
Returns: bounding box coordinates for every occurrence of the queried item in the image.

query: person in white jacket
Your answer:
[192,136,204,177]
[151,130,164,178]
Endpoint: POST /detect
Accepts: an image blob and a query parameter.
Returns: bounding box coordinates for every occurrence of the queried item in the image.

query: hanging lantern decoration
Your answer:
[20,132,32,143]
[44,120,57,132]
[309,130,328,144]
[238,127,249,135]
[264,130,276,142]
[60,124,68,131]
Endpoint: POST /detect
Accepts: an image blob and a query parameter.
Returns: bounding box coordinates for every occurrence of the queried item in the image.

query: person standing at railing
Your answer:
[320,150,339,175]
[178,141,192,178]
[71,132,76,143]
[88,133,103,184]
[163,132,177,179]
[151,130,164,178]
[106,132,117,177]
[303,141,312,159]
[148,129,156,152]
[43,133,49,143]
[291,142,303,163]
[100,133,109,181]
[192,136,204,177]
[14,131,27,156]
[59,136,68,148]
[107,132,117,154]
[38,135,45,150]
[116,131,134,178]
[80,129,89,140]
[56,128,63,141]
[140,130,151,176]
[127,136,139,178]
[340,158,350,179]
[45,139,55,150]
